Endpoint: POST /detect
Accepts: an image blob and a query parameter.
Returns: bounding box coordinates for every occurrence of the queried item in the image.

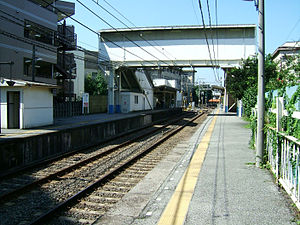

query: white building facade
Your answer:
[0,79,56,129]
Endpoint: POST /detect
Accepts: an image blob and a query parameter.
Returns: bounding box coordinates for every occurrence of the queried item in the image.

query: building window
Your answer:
[24,57,53,79]
[134,95,138,104]
[24,20,54,45]
[24,58,32,77]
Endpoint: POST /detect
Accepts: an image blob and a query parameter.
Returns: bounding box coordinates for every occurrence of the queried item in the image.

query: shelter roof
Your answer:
[0,78,58,88]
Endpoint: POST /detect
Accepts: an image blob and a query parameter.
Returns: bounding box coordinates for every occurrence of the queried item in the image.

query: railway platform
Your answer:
[95,110,297,225]
[0,108,182,175]
[0,109,174,139]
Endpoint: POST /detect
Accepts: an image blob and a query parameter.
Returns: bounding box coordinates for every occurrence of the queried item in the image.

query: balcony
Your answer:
[28,0,75,21]
[56,25,77,50]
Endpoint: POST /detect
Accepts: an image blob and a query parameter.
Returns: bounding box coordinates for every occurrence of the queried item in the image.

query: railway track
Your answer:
[0,111,207,225]
[0,113,187,200]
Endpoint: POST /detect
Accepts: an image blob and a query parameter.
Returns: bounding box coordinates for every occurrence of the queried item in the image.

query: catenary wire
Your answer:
[38,0,159,67]
[0,28,115,69]
[197,0,219,84]
[0,13,120,69]
[90,0,178,66]
[99,0,136,28]
[191,0,201,25]
[75,0,173,67]
[95,0,179,63]
[215,0,221,84]
[206,0,220,82]
[0,11,115,63]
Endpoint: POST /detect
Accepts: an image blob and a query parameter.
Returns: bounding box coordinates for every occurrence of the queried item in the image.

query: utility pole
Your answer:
[256,0,265,167]
[242,0,265,166]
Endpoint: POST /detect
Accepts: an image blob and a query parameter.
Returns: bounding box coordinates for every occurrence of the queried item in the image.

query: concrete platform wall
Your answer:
[0,109,182,175]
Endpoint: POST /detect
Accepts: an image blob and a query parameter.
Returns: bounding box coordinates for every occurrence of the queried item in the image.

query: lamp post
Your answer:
[244,0,265,166]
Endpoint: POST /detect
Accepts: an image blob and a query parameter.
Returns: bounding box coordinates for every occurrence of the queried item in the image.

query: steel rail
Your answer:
[0,112,194,202]
[29,112,204,225]
[0,112,184,180]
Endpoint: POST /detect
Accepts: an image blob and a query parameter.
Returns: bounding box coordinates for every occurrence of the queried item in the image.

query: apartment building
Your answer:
[73,49,99,98]
[0,0,76,129]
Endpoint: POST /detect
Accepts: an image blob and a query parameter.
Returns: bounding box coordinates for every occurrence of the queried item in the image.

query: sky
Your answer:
[66,0,300,85]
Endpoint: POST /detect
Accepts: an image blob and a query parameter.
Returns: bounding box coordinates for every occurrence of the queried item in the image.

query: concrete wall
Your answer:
[0,108,182,174]
[89,95,107,113]
[23,87,53,128]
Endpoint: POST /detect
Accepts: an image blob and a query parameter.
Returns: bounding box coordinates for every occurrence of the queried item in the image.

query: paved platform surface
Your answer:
[0,110,157,139]
[95,111,297,225]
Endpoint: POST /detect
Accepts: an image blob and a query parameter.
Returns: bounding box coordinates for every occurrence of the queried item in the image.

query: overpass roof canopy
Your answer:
[99,24,257,69]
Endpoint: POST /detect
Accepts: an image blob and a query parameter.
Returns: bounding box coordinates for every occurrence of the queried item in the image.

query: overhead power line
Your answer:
[286,16,300,41]
[206,0,219,80]
[0,27,114,69]
[0,10,121,68]
[98,0,136,27]
[0,11,114,63]
[191,0,201,24]
[90,0,179,65]
[76,0,173,67]
[37,0,160,67]
[214,0,221,84]
[197,0,219,83]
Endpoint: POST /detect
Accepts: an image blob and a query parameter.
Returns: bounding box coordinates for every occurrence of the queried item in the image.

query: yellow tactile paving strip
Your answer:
[157,110,218,225]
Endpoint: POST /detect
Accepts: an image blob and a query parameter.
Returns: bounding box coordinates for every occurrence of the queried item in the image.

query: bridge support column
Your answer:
[115,73,121,113]
[223,71,228,113]
[223,90,228,113]
[107,68,114,114]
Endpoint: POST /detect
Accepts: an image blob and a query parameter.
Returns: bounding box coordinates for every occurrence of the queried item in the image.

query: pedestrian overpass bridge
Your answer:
[98,24,256,69]
[98,24,257,114]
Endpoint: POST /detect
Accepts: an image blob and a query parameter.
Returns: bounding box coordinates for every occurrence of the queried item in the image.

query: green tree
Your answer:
[267,54,300,91]
[85,71,108,95]
[226,54,278,117]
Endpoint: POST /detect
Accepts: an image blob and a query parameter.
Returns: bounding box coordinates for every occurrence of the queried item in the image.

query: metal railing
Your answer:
[266,126,300,209]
